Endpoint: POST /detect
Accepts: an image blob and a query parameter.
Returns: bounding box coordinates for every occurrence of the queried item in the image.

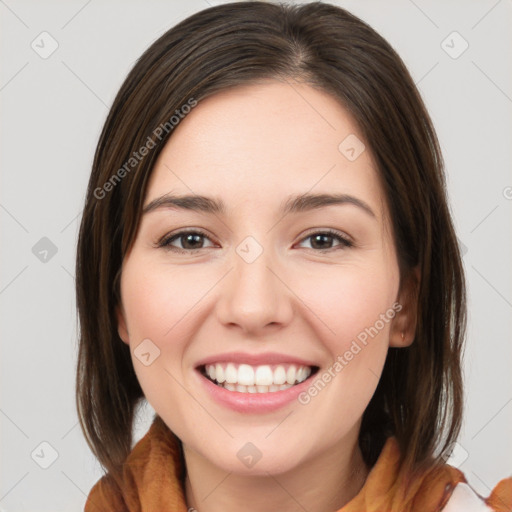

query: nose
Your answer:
[215,237,293,334]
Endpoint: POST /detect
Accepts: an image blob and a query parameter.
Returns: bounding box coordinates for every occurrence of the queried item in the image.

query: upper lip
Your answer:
[195,351,319,368]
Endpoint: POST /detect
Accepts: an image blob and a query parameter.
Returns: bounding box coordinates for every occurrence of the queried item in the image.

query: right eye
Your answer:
[158,229,216,253]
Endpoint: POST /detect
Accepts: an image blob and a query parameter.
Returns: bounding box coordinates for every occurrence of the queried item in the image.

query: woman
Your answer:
[76,2,512,511]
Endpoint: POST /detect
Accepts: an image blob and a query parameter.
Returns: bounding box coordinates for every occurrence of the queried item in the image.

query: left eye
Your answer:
[296,230,353,251]
[157,229,353,253]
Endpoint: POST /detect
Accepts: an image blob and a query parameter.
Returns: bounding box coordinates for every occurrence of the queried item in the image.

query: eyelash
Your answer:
[156,228,354,254]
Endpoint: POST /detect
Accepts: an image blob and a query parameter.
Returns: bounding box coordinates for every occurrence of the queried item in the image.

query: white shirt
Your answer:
[441,483,493,511]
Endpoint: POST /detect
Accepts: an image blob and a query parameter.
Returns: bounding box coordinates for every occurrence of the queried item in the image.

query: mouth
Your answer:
[198,362,320,394]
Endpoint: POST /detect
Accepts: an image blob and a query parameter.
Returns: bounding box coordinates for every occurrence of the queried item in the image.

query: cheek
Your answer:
[121,261,212,343]
[119,261,210,424]
[292,263,398,424]
[119,259,224,415]
[295,262,399,351]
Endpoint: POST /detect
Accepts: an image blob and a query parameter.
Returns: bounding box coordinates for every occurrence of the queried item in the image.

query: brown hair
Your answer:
[76,0,466,490]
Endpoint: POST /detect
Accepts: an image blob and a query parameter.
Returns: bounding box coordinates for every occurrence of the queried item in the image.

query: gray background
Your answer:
[1,0,511,510]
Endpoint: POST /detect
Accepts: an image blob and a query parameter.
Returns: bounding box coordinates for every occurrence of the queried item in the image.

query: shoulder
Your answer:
[84,414,185,511]
[397,447,512,512]
[84,473,128,512]
[441,477,512,512]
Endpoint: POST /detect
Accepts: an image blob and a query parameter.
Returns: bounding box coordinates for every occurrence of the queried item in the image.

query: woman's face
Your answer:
[117,79,415,475]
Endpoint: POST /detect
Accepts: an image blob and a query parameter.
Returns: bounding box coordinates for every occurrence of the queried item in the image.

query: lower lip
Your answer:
[197,369,315,413]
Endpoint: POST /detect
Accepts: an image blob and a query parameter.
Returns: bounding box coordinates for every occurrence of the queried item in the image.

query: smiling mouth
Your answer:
[199,362,319,393]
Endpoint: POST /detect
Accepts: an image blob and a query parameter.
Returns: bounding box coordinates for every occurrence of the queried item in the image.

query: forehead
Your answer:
[145,79,385,220]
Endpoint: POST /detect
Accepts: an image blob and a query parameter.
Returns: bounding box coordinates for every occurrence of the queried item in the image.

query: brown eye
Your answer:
[297,230,353,252]
[158,230,215,253]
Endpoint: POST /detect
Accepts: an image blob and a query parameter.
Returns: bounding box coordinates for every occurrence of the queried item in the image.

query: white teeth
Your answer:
[225,363,238,384]
[203,363,313,392]
[296,366,309,383]
[286,365,296,384]
[237,364,255,386]
[273,366,287,385]
[223,383,294,393]
[255,365,273,386]
[215,363,225,383]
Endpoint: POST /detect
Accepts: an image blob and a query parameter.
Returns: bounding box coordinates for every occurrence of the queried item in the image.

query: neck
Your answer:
[183,431,369,512]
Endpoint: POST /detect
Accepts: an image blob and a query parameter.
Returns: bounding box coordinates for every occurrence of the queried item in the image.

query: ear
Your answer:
[116,304,130,345]
[389,266,420,348]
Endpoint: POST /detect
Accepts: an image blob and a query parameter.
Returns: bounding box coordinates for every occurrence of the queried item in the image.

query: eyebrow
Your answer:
[142,192,376,219]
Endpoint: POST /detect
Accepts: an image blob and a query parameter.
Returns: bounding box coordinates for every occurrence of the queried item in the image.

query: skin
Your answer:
[117,78,419,512]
